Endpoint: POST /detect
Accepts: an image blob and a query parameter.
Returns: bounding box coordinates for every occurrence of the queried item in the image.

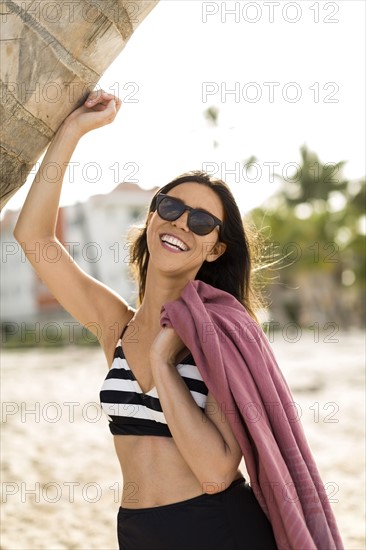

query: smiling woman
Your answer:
[144,181,228,289]
[12,89,344,550]
[128,171,263,322]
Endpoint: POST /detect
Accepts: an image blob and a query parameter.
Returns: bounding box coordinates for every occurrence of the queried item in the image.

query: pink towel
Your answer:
[160,280,344,550]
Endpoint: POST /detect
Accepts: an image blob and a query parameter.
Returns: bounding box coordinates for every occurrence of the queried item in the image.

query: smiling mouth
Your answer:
[160,233,189,252]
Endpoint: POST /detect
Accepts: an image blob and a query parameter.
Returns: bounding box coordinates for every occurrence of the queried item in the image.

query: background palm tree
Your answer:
[249,146,365,328]
[0,0,159,209]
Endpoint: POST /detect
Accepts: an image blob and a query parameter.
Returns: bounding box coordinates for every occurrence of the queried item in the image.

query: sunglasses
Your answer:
[155,193,223,236]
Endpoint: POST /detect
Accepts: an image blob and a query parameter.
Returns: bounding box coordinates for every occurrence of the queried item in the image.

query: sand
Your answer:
[1,329,364,549]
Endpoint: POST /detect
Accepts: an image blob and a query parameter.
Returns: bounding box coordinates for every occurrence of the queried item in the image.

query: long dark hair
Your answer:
[128,171,265,323]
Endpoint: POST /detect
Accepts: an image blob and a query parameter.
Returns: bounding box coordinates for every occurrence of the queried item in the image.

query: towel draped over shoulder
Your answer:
[160,280,344,550]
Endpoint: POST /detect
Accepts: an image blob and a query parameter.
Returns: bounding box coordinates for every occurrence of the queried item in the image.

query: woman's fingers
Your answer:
[64,88,121,136]
[85,89,105,105]
[85,89,118,107]
[114,96,122,112]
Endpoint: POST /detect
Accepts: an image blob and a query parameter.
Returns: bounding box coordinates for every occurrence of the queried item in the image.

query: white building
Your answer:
[0,182,157,323]
[1,210,36,320]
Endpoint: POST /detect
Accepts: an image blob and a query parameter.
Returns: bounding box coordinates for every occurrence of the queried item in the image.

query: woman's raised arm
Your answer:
[13,90,133,360]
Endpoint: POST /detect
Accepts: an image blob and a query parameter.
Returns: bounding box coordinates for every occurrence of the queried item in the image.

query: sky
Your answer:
[3,0,365,217]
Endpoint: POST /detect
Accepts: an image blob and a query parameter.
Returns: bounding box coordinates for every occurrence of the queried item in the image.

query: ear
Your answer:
[205,241,227,263]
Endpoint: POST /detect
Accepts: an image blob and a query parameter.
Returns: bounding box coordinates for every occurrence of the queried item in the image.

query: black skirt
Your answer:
[117,477,278,550]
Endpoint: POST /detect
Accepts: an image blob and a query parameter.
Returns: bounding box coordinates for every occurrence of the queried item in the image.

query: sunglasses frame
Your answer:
[155,193,223,236]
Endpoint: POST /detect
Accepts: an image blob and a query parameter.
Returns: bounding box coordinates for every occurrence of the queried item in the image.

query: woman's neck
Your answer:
[133,268,192,333]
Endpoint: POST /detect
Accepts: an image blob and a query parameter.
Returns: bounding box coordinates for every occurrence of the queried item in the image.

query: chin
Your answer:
[151,256,200,280]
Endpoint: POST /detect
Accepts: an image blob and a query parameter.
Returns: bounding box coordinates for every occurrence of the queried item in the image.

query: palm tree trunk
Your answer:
[0,0,159,209]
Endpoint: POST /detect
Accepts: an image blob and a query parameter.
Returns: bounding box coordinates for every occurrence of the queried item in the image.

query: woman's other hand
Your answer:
[150,327,188,368]
[63,89,122,138]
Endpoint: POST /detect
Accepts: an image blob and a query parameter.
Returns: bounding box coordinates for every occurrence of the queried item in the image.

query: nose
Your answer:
[171,210,190,231]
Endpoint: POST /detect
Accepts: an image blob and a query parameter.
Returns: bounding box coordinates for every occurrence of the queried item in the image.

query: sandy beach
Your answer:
[1,329,365,550]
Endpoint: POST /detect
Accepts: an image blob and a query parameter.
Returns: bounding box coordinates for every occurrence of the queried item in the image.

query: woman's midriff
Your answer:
[114,435,244,509]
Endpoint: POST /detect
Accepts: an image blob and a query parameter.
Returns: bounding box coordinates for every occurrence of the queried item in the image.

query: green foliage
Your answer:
[276,145,348,206]
[203,106,219,126]
[248,145,365,295]
[1,322,99,348]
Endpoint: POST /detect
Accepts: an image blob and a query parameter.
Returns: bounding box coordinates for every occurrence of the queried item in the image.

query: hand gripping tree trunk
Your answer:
[0,0,159,210]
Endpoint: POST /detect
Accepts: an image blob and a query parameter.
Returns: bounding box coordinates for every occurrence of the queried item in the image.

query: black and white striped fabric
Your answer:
[100,338,209,437]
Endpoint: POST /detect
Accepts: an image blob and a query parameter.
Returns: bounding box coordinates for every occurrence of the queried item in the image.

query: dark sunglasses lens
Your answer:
[189,211,216,235]
[157,195,218,236]
[157,196,183,220]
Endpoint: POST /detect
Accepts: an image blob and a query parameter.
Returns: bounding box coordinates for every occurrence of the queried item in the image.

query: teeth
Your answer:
[161,234,188,251]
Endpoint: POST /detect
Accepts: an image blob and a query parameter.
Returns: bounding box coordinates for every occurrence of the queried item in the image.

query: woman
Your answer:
[14,89,278,549]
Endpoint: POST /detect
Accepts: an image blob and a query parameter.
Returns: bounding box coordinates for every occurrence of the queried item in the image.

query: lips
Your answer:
[160,233,189,252]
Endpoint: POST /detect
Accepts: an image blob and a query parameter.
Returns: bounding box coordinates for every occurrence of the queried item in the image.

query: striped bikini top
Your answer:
[100,325,209,437]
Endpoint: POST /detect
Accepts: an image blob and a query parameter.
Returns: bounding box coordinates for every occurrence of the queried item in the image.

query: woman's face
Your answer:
[146,182,227,280]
